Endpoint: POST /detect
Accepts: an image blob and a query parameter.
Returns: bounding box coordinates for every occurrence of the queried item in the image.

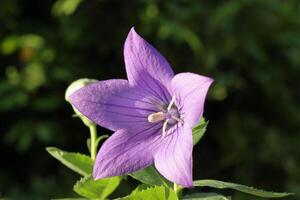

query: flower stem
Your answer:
[173,183,183,196]
[89,125,97,160]
[174,183,179,194]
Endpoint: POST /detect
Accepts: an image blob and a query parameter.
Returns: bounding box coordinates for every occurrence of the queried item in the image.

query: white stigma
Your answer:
[167,96,176,111]
[162,119,170,138]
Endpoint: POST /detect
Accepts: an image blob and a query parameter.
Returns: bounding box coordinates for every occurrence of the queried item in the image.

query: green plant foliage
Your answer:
[192,118,208,146]
[46,147,93,176]
[130,184,152,195]
[52,0,84,16]
[73,175,121,199]
[120,185,178,200]
[129,166,172,187]
[52,198,86,200]
[181,193,230,200]
[193,180,293,198]
[1,0,300,199]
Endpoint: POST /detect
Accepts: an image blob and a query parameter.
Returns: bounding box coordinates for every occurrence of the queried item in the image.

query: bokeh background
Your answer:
[1,0,299,199]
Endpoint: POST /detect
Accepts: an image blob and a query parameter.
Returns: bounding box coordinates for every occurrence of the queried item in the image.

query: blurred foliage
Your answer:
[0,0,299,199]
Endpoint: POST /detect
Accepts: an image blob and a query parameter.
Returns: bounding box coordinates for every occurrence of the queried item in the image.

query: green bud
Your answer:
[65,78,98,127]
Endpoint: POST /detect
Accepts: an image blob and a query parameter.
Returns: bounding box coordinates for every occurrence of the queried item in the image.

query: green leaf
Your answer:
[52,198,87,200]
[46,147,93,176]
[129,165,172,187]
[52,0,84,16]
[192,118,208,145]
[120,185,178,200]
[73,175,121,199]
[130,184,152,195]
[193,179,294,198]
[181,192,230,200]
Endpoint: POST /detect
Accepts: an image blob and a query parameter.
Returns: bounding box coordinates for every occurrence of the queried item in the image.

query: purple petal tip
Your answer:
[129,26,137,35]
[126,27,144,44]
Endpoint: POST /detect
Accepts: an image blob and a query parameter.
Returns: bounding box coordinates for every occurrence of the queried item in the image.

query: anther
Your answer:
[147,112,165,123]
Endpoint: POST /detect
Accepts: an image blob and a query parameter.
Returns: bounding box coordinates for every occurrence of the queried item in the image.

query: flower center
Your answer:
[147,96,183,137]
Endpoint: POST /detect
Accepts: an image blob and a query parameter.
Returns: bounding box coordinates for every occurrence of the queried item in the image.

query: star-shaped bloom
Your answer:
[69,28,213,187]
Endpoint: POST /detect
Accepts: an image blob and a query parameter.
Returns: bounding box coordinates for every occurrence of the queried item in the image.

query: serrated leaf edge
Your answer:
[46,147,93,176]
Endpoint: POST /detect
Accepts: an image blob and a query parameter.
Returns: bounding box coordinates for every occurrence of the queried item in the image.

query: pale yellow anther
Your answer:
[147,112,165,123]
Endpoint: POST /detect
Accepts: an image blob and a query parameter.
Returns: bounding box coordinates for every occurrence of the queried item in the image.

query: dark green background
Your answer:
[0,0,299,199]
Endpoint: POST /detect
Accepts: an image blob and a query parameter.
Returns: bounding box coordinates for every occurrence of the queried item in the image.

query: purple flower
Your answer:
[69,28,213,187]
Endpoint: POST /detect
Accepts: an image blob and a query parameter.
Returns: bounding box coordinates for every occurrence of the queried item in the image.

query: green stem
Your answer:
[174,183,179,194]
[173,183,183,196]
[89,125,97,160]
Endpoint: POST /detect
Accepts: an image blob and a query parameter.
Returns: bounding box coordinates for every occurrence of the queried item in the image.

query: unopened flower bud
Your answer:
[65,78,98,127]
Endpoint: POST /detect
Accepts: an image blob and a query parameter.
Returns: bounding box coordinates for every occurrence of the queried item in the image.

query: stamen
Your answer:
[147,112,165,123]
[171,116,184,124]
[148,96,182,138]
[162,119,169,138]
[167,96,176,111]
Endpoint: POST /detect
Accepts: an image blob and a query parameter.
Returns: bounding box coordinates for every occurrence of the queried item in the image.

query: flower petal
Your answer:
[68,79,158,131]
[154,124,193,187]
[93,125,163,179]
[171,73,213,127]
[124,27,173,103]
